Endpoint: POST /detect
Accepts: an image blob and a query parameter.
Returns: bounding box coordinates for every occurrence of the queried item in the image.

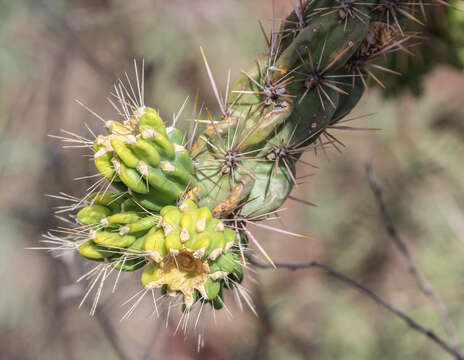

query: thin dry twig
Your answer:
[366,161,460,350]
[248,256,463,360]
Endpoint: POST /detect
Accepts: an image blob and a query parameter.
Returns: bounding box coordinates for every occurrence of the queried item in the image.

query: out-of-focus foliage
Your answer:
[383,4,464,96]
[1,1,464,359]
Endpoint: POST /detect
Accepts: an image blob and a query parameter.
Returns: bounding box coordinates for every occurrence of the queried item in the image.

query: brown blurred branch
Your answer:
[248,256,463,360]
[34,21,129,360]
[366,161,460,350]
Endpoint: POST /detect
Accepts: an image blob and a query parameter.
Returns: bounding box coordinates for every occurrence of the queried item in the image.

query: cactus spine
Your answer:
[93,106,196,211]
[77,196,242,309]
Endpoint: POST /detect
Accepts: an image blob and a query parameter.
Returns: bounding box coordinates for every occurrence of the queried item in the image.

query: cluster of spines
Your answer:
[74,191,246,310]
[42,0,454,336]
[187,0,443,218]
[77,192,155,270]
[141,199,243,309]
[93,106,196,211]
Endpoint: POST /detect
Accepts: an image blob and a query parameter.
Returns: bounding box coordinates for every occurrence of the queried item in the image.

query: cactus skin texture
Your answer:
[93,106,196,211]
[188,11,401,217]
[188,2,463,217]
[141,199,242,309]
[77,192,154,270]
[77,195,243,309]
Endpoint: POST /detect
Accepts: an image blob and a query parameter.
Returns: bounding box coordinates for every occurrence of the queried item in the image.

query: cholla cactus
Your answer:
[44,0,455,338]
[93,106,196,211]
[382,3,464,96]
[140,199,242,309]
[77,195,242,310]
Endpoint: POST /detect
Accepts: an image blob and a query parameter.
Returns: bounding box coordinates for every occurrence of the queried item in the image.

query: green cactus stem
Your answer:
[93,106,196,211]
[76,194,244,309]
[189,5,437,217]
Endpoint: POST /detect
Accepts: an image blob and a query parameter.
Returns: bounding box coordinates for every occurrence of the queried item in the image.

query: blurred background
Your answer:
[1,0,464,359]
